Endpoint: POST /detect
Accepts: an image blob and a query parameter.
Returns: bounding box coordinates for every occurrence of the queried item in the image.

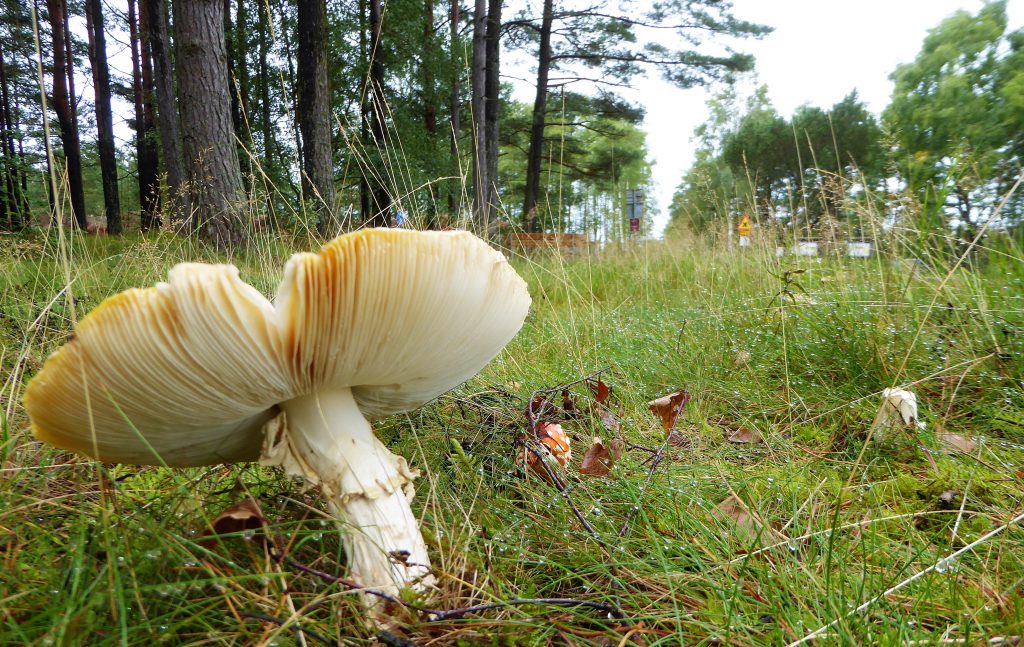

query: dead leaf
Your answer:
[589,378,611,404]
[937,431,977,454]
[609,438,625,461]
[726,426,759,444]
[597,405,621,433]
[203,497,269,548]
[713,494,781,547]
[528,394,549,417]
[579,437,615,476]
[561,389,580,417]
[647,389,691,432]
[525,422,573,475]
[667,429,689,448]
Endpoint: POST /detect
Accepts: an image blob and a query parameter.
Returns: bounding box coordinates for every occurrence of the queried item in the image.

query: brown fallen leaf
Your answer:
[937,431,977,454]
[647,389,691,432]
[713,494,781,547]
[202,497,269,548]
[597,404,621,433]
[528,394,550,417]
[580,437,615,476]
[562,389,580,417]
[589,378,611,404]
[524,421,573,481]
[667,429,689,448]
[726,426,760,444]
[609,437,625,461]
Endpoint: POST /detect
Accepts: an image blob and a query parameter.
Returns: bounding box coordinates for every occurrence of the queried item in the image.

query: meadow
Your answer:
[1,224,1023,645]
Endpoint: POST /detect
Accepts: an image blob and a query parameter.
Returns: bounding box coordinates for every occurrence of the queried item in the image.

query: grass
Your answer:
[2,222,1024,646]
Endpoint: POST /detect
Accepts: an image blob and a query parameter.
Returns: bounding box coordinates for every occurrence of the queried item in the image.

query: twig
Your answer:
[523,442,606,547]
[375,631,424,647]
[239,611,336,647]
[618,390,688,538]
[788,508,1024,646]
[429,597,625,621]
[520,367,613,548]
[618,435,671,538]
[281,552,626,622]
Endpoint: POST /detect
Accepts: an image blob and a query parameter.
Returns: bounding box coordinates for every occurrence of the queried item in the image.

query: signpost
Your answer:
[625,189,643,236]
[737,213,752,248]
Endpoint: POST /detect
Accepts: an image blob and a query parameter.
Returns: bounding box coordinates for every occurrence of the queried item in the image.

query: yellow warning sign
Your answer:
[738,214,752,237]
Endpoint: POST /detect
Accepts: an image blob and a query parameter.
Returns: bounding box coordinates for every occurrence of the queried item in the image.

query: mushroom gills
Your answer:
[260,388,433,601]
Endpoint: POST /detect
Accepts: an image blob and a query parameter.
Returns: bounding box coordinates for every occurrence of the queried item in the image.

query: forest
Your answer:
[0,0,769,245]
[1,0,1021,245]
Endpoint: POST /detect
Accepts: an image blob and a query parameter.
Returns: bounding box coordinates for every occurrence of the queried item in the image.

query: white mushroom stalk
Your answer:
[24,228,531,614]
[261,388,433,596]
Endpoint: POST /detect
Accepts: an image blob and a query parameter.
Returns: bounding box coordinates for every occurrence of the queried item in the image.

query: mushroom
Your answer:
[23,228,531,606]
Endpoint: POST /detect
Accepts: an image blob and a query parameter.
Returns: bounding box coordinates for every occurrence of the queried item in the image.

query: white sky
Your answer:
[511,0,1024,235]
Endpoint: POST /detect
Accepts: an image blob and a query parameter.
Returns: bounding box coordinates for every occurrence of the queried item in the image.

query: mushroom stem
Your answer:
[262,388,433,603]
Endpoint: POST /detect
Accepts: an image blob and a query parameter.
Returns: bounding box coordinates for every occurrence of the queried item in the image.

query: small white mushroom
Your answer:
[24,228,531,609]
[869,387,920,440]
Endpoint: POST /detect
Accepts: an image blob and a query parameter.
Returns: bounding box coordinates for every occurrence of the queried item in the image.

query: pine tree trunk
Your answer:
[297,0,336,234]
[174,0,245,245]
[368,0,390,226]
[257,0,273,173]
[447,0,460,218]
[0,44,22,229]
[46,0,87,228]
[522,0,552,233]
[358,0,370,223]
[146,0,188,221]
[422,0,436,136]
[85,0,122,234]
[483,0,500,237]
[470,0,488,233]
[130,0,160,230]
[224,0,242,138]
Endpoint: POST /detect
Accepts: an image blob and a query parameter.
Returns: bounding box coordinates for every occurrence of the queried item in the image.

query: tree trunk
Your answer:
[483,0,500,236]
[235,0,249,121]
[224,0,243,138]
[146,0,188,222]
[358,0,370,223]
[470,0,488,233]
[0,44,22,229]
[522,0,552,233]
[447,0,460,219]
[422,0,437,136]
[367,0,390,226]
[297,0,336,234]
[46,0,87,228]
[257,0,273,174]
[130,0,160,229]
[85,0,122,234]
[174,0,245,245]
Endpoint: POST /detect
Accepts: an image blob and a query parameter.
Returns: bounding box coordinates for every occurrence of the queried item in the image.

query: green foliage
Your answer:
[500,91,654,237]
[669,85,884,233]
[885,0,1023,228]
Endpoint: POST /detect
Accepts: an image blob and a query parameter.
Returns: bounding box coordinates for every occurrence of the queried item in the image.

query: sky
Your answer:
[508,0,1024,235]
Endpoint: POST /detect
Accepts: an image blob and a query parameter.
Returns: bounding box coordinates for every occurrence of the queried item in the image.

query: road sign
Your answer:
[737,214,752,237]
[629,217,640,233]
[738,235,750,247]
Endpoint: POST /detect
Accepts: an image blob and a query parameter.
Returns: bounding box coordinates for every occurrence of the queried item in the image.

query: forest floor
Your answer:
[2,228,1023,646]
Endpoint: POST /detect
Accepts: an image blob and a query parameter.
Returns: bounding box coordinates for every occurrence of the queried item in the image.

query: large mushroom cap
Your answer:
[24,229,531,466]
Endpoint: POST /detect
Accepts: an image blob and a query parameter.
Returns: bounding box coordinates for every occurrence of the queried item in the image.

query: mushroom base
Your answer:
[261,388,434,605]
